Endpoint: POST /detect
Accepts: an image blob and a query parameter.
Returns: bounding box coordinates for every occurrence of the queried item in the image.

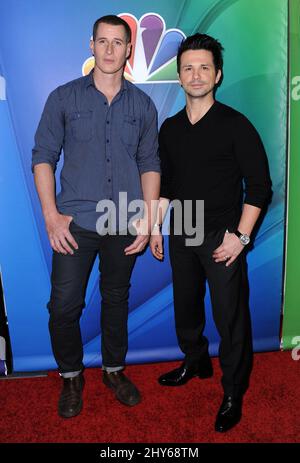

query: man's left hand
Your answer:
[124,218,150,255]
[212,231,244,267]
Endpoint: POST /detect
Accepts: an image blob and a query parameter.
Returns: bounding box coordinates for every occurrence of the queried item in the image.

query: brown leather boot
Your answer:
[58,373,85,418]
[103,371,141,406]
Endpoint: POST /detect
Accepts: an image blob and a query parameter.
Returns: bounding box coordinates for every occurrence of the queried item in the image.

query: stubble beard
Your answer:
[185,83,215,100]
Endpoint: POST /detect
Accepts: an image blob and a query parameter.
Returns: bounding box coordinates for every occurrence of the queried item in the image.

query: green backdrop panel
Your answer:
[282,0,300,349]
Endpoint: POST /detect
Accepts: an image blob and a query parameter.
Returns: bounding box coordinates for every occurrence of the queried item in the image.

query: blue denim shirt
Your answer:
[32,72,160,231]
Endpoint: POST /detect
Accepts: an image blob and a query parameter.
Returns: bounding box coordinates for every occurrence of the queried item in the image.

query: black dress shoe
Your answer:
[103,371,141,406]
[215,395,242,432]
[58,373,85,418]
[158,358,213,386]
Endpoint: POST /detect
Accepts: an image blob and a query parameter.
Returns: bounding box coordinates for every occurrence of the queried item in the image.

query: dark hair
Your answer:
[177,33,224,85]
[92,15,131,43]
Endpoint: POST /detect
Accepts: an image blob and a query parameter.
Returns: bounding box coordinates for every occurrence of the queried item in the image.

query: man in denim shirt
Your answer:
[32,15,160,418]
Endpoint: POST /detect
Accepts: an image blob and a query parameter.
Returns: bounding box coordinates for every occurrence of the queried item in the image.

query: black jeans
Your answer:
[47,222,137,374]
[169,227,253,398]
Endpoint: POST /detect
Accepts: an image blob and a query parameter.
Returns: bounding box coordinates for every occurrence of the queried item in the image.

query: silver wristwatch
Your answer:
[234,230,250,246]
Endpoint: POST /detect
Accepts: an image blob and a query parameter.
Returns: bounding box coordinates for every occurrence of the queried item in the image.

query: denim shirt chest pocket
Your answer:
[67,110,94,142]
[121,115,140,158]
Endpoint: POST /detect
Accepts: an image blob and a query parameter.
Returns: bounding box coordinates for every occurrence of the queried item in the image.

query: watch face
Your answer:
[240,234,250,245]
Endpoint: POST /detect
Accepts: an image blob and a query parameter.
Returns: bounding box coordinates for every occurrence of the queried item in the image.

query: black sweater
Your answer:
[159,101,272,233]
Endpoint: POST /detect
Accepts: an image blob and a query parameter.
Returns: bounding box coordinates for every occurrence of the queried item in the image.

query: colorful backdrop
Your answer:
[0,0,287,372]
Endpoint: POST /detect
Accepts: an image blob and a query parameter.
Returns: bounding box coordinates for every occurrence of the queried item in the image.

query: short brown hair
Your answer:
[92,15,131,43]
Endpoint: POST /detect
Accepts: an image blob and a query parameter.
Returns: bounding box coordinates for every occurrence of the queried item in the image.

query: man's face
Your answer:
[178,49,221,99]
[90,22,131,75]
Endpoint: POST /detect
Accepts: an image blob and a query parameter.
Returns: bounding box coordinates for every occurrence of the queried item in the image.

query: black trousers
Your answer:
[169,227,253,398]
[47,222,137,374]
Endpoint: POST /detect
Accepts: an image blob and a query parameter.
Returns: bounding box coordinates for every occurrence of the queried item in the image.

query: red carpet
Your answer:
[0,351,299,443]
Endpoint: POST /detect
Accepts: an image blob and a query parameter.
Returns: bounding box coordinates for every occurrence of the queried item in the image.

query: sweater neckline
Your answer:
[183,100,219,127]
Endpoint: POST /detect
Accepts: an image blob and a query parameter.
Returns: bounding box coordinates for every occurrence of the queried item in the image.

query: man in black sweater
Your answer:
[150,33,272,432]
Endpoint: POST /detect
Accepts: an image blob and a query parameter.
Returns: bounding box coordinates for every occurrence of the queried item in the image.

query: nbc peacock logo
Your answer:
[82,13,186,83]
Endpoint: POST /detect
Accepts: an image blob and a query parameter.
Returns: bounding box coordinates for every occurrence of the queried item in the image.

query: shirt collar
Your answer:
[84,70,95,88]
[85,69,128,93]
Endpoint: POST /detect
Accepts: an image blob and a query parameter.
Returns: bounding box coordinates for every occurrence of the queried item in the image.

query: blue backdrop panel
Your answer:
[0,0,286,371]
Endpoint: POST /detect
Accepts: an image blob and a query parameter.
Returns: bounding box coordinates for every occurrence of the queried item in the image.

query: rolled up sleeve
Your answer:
[31,88,64,172]
[136,98,161,175]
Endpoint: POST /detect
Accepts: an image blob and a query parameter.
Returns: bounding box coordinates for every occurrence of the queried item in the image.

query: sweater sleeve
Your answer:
[233,114,272,208]
[158,120,173,200]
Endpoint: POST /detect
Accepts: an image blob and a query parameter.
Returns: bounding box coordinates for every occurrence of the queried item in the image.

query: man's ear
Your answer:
[90,39,94,56]
[215,69,222,85]
[178,72,182,87]
[126,42,132,60]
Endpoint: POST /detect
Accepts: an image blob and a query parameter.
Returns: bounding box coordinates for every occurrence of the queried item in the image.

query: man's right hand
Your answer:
[45,213,78,255]
[150,233,164,261]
